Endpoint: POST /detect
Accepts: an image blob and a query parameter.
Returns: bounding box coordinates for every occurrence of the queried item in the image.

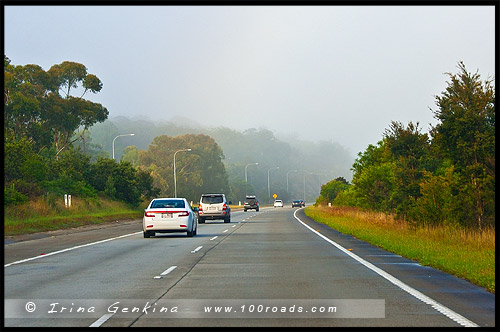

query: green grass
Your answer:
[4,195,145,236]
[304,205,495,293]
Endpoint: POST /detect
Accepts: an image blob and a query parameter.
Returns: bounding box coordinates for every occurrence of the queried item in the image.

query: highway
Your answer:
[4,207,495,327]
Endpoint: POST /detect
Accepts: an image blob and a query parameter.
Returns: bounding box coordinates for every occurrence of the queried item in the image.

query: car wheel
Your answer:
[224,216,230,223]
[244,209,247,212]
[256,208,259,212]
[187,227,194,237]
[143,230,152,238]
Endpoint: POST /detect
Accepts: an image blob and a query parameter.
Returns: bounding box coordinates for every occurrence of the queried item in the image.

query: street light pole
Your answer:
[268,166,280,200]
[174,148,192,198]
[112,134,135,160]
[244,162,259,197]
[245,162,259,182]
[303,171,312,202]
[286,170,298,196]
[303,172,320,202]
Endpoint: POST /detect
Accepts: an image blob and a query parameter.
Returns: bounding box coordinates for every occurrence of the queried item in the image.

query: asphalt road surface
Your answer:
[4,207,495,327]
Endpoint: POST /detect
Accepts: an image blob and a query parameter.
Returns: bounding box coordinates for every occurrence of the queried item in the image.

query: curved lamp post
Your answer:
[286,169,298,197]
[245,162,259,182]
[244,162,259,196]
[112,134,135,160]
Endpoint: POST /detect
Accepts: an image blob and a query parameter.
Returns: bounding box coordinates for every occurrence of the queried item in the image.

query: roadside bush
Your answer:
[4,184,29,206]
[333,186,359,207]
[87,157,142,206]
[316,178,350,205]
[4,137,48,183]
[135,167,161,200]
[46,147,92,182]
[40,176,98,198]
[6,178,45,198]
[407,167,456,227]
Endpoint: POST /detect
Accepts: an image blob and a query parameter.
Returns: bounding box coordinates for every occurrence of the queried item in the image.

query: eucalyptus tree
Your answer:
[4,56,109,157]
[138,134,230,202]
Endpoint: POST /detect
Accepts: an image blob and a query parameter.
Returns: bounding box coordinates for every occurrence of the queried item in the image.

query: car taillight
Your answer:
[198,204,202,211]
[177,211,189,217]
[223,203,227,210]
[144,211,155,218]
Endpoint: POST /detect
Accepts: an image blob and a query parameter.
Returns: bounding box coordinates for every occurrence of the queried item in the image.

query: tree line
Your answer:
[317,62,495,230]
[86,117,354,204]
[4,56,159,206]
[8,56,327,206]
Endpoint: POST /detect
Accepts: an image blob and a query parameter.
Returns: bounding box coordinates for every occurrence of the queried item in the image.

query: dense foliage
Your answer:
[330,62,495,230]
[4,56,157,206]
[316,177,350,205]
[137,134,230,202]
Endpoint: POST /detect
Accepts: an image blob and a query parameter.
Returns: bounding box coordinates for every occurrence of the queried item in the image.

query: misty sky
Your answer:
[4,5,495,155]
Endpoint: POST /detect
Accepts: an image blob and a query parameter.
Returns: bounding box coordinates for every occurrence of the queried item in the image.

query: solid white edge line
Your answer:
[89,313,114,327]
[293,209,479,328]
[5,231,143,268]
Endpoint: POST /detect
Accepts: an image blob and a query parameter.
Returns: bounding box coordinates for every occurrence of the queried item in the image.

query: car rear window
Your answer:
[201,195,224,204]
[151,199,185,209]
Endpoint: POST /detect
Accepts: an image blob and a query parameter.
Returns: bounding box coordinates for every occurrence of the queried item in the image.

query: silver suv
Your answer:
[198,193,231,223]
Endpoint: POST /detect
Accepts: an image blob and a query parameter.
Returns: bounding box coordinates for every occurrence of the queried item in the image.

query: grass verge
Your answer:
[304,205,495,293]
[5,199,243,236]
[4,195,145,236]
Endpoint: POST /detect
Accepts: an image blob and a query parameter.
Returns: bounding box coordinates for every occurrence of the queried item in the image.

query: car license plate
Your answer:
[209,207,217,210]
[162,213,173,218]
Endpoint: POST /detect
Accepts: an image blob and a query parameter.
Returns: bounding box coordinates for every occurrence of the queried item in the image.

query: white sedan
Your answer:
[273,200,284,207]
[143,198,197,238]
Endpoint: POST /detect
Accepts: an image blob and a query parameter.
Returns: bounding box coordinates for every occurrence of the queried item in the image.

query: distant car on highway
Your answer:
[244,195,259,212]
[299,199,305,207]
[143,197,197,238]
[291,200,302,208]
[198,193,231,223]
[273,199,284,208]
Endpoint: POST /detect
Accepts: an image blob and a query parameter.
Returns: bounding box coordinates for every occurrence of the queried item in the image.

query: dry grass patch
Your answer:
[4,195,144,236]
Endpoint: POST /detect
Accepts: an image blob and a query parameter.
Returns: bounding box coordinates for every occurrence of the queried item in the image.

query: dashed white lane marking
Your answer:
[161,265,177,275]
[89,313,114,327]
[191,246,203,253]
[293,210,480,327]
[223,229,229,233]
[5,231,143,267]
[154,265,177,279]
[210,236,218,241]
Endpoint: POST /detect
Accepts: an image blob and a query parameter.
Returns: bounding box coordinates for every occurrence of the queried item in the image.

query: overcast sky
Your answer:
[4,5,495,155]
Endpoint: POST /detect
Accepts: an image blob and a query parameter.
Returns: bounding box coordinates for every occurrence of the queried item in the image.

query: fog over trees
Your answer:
[86,117,355,203]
